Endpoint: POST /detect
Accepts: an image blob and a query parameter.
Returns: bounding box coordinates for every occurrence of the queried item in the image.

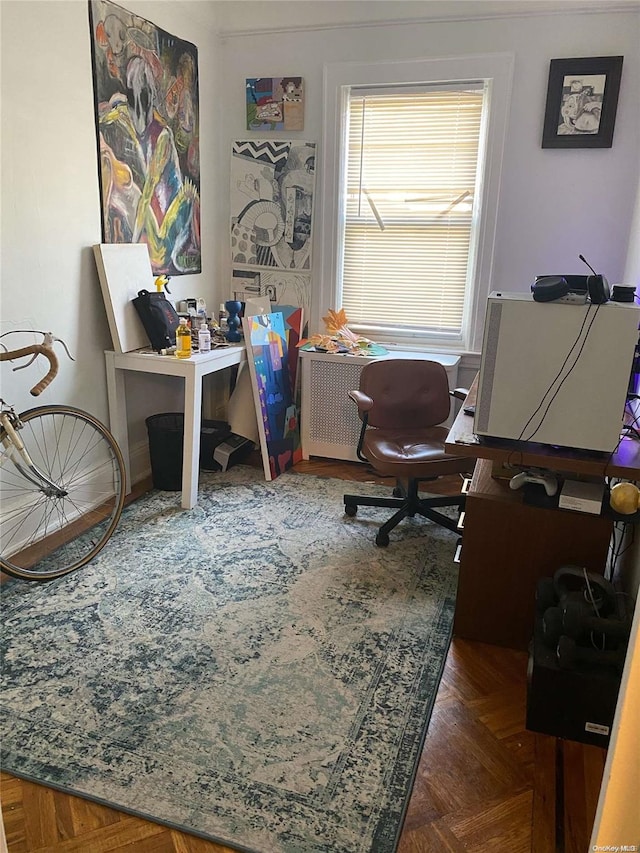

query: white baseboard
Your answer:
[129,439,152,486]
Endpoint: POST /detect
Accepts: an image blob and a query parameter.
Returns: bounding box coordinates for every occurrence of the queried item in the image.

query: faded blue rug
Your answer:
[1,466,458,853]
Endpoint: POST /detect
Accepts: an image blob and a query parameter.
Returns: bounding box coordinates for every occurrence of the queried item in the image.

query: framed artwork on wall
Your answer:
[246,78,304,131]
[88,0,201,275]
[542,56,623,149]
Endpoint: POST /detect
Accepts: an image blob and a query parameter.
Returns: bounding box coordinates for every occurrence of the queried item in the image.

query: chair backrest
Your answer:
[359,359,451,429]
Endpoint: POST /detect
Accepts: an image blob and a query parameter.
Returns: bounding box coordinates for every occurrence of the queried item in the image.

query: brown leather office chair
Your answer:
[343,359,475,546]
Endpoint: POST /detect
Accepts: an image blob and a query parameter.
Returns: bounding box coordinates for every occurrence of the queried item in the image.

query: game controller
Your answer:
[509,469,558,497]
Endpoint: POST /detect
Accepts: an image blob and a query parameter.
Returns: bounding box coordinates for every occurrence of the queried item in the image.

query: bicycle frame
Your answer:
[0,408,68,497]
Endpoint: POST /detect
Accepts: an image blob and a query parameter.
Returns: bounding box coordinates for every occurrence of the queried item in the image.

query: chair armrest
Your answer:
[348,389,374,412]
[450,387,470,401]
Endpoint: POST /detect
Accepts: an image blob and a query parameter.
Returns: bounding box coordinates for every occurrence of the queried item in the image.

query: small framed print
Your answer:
[246,77,304,131]
[542,56,623,149]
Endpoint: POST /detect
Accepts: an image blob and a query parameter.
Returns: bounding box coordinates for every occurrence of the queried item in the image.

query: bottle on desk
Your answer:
[198,321,211,353]
[175,317,192,359]
[218,303,228,333]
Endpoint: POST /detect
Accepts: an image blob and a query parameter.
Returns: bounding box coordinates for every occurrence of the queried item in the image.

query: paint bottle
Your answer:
[218,303,228,332]
[198,322,211,353]
[175,317,192,359]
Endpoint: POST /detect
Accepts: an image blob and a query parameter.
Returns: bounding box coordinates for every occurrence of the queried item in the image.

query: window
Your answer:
[343,85,485,344]
[320,55,513,353]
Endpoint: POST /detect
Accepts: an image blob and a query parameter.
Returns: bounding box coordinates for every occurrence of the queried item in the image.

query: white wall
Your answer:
[215,2,640,388]
[0,0,219,474]
[2,1,639,473]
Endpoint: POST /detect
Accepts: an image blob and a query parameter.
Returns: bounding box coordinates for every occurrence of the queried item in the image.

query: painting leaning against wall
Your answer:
[89,0,201,275]
[242,311,303,481]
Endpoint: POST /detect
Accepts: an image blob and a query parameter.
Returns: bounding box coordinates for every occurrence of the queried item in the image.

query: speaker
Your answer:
[531,275,570,302]
[587,274,610,304]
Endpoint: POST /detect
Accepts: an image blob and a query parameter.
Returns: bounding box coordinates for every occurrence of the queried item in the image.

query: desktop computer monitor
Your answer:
[475,293,640,453]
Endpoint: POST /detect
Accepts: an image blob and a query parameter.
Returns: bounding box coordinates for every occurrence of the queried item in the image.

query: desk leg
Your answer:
[104,353,131,496]
[181,371,202,509]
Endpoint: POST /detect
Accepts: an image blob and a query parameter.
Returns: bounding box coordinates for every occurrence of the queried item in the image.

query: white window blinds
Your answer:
[342,86,485,341]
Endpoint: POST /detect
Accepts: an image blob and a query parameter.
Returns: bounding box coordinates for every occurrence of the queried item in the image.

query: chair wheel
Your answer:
[345,503,357,517]
[392,487,402,498]
[375,532,390,547]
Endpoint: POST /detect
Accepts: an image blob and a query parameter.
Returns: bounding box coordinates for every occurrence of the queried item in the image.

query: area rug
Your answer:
[1,466,459,853]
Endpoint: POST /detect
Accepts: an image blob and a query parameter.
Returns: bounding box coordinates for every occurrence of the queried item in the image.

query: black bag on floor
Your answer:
[132,289,181,351]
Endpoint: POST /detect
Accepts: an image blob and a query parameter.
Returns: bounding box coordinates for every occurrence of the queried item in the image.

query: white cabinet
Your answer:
[299,349,460,462]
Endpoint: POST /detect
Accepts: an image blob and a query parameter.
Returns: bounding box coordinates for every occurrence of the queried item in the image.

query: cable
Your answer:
[581,567,608,650]
[521,305,601,443]
[617,523,636,559]
[606,521,625,580]
[604,402,640,479]
[582,566,601,617]
[514,304,595,443]
[621,425,640,440]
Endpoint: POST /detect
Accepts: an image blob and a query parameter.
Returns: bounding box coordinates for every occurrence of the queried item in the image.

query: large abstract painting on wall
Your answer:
[89,0,201,275]
[230,140,316,319]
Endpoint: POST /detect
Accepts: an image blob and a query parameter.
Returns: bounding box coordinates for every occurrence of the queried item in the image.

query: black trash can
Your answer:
[146,413,231,490]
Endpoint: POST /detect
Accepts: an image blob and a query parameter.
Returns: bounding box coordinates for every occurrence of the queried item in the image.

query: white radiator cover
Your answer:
[300,350,460,462]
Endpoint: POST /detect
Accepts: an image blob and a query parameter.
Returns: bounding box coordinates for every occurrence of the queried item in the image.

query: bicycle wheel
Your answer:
[0,405,125,580]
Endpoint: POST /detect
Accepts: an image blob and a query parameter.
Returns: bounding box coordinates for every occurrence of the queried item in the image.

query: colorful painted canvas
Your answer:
[231,140,316,272]
[278,305,304,394]
[243,312,302,481]
[246,77,304,131]
[89,0,201,275]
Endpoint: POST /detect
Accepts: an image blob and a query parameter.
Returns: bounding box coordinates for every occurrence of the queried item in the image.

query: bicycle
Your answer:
[0,331,126,581]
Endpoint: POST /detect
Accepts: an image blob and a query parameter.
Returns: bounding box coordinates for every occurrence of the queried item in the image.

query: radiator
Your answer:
[300,350,460,462]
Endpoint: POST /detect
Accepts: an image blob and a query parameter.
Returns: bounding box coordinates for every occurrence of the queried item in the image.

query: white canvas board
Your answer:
[244,296,272,316]
[93,243,155,353]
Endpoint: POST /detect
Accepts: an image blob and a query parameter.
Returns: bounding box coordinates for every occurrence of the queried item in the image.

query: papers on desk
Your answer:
[558,480,605,514]
[455,433,480,445]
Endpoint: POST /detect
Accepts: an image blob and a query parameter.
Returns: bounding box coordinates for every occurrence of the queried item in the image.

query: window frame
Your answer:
[318,53,514,354]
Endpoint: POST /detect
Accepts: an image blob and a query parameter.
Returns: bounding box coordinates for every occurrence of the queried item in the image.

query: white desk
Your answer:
[105,346,246,509]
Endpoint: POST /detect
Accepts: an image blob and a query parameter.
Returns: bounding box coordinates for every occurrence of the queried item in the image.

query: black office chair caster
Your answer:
[375,531,390,547]
[344,501,357,517]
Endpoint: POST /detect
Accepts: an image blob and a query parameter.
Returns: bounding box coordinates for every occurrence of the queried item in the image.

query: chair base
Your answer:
[344,479,464,546]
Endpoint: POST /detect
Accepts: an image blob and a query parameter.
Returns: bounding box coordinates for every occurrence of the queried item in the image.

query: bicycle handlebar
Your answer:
[0,345,59,396]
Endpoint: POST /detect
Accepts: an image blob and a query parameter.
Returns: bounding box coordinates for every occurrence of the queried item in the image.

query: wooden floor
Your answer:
[1,457,606,852]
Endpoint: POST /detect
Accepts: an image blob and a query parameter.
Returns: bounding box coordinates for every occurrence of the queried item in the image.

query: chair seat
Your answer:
[363,427,475,479]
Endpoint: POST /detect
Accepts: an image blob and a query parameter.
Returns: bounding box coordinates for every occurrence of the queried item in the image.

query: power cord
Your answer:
[581,567,608,651]
[503,305,597,470]
[521,305,601,443]
[621,424,640,440]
